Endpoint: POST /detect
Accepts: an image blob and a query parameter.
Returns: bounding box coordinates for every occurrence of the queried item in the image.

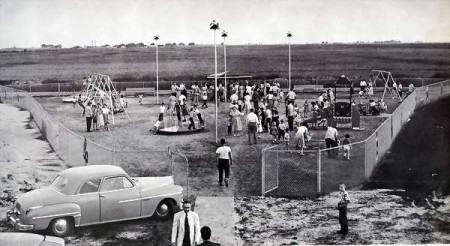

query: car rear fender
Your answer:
[141,185,183,216]
[26,203,81,230]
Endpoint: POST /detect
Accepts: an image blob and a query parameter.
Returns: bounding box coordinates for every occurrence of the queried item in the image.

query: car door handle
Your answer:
[100,194,106,198]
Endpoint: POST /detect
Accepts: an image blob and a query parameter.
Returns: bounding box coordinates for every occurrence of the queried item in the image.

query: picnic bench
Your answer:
[125,87,155,97]
[293,84,324,93]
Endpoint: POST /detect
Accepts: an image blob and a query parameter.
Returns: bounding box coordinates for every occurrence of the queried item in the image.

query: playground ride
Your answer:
[369,70,401,101]
[155,108,206,135]
[79,73,130,124]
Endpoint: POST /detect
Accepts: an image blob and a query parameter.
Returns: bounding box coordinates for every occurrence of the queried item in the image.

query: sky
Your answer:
[0,0,449,48]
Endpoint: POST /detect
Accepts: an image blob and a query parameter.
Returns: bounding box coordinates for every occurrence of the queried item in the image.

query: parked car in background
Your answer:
[0,232,64,246]
[7,165,183,237]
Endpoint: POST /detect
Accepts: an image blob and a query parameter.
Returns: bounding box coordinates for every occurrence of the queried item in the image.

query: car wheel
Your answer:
[50,217,74,237]
[154,200,173,220]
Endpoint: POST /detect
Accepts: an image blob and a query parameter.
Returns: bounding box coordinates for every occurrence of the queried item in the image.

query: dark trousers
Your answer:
[218,159,230,184]
[202,100,208,108]
[86,117,92,132]
[339,205,349,232]
[248,122,257,144]
[188,117,196,130]
[278,129,285,140]
[253,101,259,111]
[197,113,204,125]
[158,113,164,121]
[273,116,279,127]
[266,118,272,131]
[325,138,338,157]
[288,116,294,131]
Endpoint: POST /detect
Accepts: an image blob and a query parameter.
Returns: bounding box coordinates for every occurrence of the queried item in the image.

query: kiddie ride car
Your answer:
[7,165,183,237]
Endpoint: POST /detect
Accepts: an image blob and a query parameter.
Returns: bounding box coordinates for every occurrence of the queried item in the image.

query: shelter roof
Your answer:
[334,75,353,87]
[207,71,252,80]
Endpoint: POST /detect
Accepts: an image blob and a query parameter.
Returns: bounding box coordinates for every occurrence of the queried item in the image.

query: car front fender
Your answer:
[26,203,81,230]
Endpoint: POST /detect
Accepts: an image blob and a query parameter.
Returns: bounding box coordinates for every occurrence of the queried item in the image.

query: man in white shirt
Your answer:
[172,200,201,246]
[246,109,259,145]
[229,92,239,105]
[324,123,338,158]
[215,138,233,187]
[287,102,295,131]
[318,93,325,108]
[295,122,309,155]
[179,94,187,105]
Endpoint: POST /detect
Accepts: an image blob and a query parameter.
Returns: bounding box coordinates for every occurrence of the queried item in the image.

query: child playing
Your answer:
[284,131,290,150]
[278,119,287,142]
[270,121,278,144]
[342,134,352,160]
[152,120,162,134]
[227,117,232,135]
[138,94,143,104]
[188,108,196,130]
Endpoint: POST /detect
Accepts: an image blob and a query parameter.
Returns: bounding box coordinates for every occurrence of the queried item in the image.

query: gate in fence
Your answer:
[262,144,321,197]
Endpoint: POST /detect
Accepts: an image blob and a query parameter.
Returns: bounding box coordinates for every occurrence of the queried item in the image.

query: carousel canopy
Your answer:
[334,75,353,88]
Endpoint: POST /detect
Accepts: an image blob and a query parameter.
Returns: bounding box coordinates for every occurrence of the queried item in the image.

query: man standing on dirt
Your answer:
[215,138,233,187]
[246,109,258,145]
[172,200,201,246]
[85,102,93,132]
[337,184,351,234]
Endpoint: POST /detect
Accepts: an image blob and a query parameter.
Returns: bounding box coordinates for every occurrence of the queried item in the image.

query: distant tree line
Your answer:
[41,44,62,49]
[70,42,196,49]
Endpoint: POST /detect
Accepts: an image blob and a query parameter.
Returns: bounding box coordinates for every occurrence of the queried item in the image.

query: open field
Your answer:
[1,43,450,85]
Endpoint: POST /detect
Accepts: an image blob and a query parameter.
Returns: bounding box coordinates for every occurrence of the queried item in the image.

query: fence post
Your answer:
[317,148,321,194]
[58,83,61,97]
[113,148,116,166]
[261,147,265,196]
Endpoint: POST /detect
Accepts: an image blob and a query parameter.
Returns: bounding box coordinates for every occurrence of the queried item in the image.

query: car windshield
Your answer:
[51,175,70,194]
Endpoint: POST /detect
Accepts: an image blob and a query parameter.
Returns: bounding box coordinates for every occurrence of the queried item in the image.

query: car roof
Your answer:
[61,165,126,181]
[59,165,127,194]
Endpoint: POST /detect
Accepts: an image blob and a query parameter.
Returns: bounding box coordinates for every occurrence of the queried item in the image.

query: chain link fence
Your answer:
[262,79,450,197]
[0,85,190,198]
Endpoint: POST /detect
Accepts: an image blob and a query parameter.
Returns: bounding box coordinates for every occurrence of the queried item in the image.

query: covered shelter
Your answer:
[334,75,354,117]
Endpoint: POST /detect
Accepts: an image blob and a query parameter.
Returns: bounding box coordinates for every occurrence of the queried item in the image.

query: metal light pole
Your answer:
[287,31,292,91]
[222,30,228,102]
[210,20,220,143]
[154,35,160,104]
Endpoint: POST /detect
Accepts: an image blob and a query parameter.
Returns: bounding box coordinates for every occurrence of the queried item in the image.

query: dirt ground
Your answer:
[235,190,450,245]
[2,91,448,245]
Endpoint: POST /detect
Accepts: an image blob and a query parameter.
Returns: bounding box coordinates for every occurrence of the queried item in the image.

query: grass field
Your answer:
[1,43,450,85]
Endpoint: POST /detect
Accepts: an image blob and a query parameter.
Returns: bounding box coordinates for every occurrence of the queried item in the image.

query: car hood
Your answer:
[133,176,174,190]
[17,187,60,210]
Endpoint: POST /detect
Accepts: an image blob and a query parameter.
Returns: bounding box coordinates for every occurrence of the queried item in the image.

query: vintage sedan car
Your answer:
[7,165,183,237]
[0,232,64,246]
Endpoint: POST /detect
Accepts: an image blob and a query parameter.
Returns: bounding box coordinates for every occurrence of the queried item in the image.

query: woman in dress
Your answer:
[244,93,252,114]
[97,106,104,131]
[230,106,243,136]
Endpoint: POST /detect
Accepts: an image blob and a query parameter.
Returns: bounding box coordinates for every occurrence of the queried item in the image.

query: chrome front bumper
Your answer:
[6,210,34,231]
